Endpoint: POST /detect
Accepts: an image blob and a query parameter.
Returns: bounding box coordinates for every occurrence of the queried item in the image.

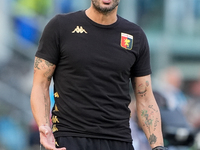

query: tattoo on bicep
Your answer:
[44,68,54,81]
[42,61,55,81]
[45,60,54,67]
[137,81,149,97]
[34,58,42,70]
[149,134,157,145]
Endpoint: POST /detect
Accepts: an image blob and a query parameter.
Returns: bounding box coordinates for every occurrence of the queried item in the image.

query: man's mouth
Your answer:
[102,0,112,4]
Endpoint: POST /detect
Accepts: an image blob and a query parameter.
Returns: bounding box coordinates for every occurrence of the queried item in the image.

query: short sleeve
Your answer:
[35,15,60,65]
[130,29,152,77]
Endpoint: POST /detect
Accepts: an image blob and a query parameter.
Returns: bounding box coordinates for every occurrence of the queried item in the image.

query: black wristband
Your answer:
[152,146,167,150]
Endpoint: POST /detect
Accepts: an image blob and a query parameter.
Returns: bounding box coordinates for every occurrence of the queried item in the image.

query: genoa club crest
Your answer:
[120,33,133,50]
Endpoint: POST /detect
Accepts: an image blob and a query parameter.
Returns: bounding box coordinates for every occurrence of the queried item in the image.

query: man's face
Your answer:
[91,0,120,14]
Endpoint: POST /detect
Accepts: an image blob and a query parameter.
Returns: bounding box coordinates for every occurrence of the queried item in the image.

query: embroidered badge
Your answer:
[120,33,133,50]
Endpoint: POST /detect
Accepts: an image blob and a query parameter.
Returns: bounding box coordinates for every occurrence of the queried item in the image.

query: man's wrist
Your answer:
[152,146,167,150]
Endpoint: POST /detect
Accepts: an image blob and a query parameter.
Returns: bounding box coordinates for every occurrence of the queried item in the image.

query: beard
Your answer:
[91,0,120,14]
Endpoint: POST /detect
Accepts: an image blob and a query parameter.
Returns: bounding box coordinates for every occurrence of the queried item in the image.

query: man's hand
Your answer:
[39,125,66,150]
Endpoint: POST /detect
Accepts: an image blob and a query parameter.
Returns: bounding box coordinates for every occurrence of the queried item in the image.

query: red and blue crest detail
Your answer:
[120,33,133,50]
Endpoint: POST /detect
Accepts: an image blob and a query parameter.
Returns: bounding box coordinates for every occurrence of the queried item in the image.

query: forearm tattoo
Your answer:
[135,80,160,145]
[141,105,159,145]
[141,109,153,133]
[43,94,49,124]
[149,134,157,145]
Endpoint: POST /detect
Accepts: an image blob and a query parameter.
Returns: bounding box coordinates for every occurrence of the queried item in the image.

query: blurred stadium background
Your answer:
[0,0,200,150]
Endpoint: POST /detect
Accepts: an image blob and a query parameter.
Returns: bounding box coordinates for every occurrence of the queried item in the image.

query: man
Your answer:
[30,0,166,150]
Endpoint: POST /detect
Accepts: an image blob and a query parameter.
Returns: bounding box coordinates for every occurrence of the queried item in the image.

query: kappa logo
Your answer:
[52,124,58,133]
[52,115,60,123]
[54,92,59,98]
[72,26,87,34]
[55,141,59,147]
[53,104,59,112]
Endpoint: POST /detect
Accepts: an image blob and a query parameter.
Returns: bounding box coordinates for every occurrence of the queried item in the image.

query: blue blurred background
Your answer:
[0,0,200,150]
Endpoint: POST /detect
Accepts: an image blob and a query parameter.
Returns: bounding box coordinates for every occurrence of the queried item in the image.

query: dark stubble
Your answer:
[91,0,120,14]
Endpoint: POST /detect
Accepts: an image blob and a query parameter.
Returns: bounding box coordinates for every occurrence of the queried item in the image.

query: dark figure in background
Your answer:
[184,79,200,129]
[28,119,40,150]
[30,0,166,150]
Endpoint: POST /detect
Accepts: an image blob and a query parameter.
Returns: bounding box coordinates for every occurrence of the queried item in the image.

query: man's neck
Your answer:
[85,6,118,25]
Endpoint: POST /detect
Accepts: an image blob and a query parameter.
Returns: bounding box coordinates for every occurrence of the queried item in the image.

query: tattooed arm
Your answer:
[30,57,66,150]
[30,57,56,127]
[131,75,164,148]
